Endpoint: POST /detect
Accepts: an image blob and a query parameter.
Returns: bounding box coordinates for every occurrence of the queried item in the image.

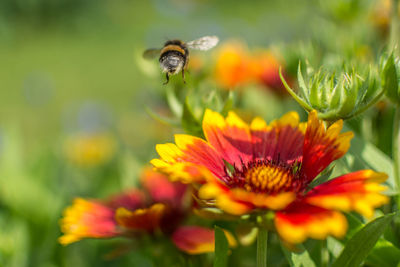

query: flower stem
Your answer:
[321,240,329,267]
[394,105,400,206]
[257,227,268,267]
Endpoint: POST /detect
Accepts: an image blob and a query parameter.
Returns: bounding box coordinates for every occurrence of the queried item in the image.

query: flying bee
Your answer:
[143,36,219,84]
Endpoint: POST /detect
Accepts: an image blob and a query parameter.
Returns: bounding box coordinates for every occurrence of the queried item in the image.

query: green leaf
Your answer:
[365,239,400,267]
[297,63,311,100]
[338,78,358,117]
[281,243,316,267]
[181,97,203,137]
[334,213,400,267]
[382,54,400,104]
[342,125,395,192]
[280,67,312,111]
[331,213,395,267]
[214,226,229,267]
[309,75,320,107]
[343,213,364,241]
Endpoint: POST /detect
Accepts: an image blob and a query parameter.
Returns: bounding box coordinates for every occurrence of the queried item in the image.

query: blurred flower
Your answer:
[281,65,384,121]
[59,168,235,254]
[214,41,256,89]
[64,132,117,168]
[172,226,236,254]
[214,41,291,94]
[152,109,388,244]
[370,0,392,37]
[188,54,205,73]
[253,51,290,94]
[58,197,131,245]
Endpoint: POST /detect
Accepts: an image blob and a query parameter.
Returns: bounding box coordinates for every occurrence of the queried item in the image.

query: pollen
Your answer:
[242,163,294,193]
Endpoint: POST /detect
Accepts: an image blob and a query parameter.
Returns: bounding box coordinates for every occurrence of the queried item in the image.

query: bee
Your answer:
[143,36,219,84]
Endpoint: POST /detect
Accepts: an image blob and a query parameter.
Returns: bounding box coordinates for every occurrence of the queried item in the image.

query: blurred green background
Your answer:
[0,0,391,266]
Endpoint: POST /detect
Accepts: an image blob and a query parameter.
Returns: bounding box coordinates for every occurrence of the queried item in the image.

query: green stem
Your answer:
[257,228,268,267]
[321,240,329,267]
[390,0,400,51]
[394,105,400,207]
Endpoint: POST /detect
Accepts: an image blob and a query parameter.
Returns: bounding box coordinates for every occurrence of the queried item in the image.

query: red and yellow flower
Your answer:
[59,168,235,254]
[151,109,389,244]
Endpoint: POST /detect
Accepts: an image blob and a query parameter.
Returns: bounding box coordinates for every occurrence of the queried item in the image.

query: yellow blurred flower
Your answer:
[64,132,117,167]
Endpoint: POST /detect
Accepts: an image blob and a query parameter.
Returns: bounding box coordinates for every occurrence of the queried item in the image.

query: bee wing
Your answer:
[186,36,219,51]
[143,48,161,59]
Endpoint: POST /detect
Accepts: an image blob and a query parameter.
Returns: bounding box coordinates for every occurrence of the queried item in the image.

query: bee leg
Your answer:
[163,73,169,85]
[181,69,186,84]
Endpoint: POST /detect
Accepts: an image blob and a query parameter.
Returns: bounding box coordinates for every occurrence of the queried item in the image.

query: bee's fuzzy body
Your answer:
[143,36,218,84]
[158,40,189,83]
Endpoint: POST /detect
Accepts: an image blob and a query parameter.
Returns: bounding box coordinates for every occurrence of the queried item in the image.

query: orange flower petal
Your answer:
[275,202,347,244]
[172,226,237,254]
[305,170,389,218]
[301,110,354,182]
[214,41,254,89]
[115,203,166,232]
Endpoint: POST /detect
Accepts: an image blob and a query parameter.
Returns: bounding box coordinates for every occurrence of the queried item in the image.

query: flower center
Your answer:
[242,163,294,193]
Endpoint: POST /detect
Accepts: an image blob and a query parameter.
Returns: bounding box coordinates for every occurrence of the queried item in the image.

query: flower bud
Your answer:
[280,64,384,121]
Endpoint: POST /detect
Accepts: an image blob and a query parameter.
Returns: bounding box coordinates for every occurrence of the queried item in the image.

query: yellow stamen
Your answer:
[243,164,293,193]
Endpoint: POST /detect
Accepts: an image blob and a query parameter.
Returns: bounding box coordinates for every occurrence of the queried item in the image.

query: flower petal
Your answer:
[301,110,354,182]
[214,41,254,89]
[305,170,389,218]
[250,112,304,165]
[115,203,166,232]
[59,198,117,245]
[203,109,253,170]
[171,226,237,254]
[275,202,347,244]
[151,134,226,183]
[151,159,207,183]
[198,180,295,215]
[174,134,226,177]
[107,189,145,210]
[198,182,253,215]
[140,168,188,208]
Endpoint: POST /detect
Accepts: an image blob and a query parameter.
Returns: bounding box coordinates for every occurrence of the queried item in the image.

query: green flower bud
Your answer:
[381,53,400,105]
[280,64,384,121]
